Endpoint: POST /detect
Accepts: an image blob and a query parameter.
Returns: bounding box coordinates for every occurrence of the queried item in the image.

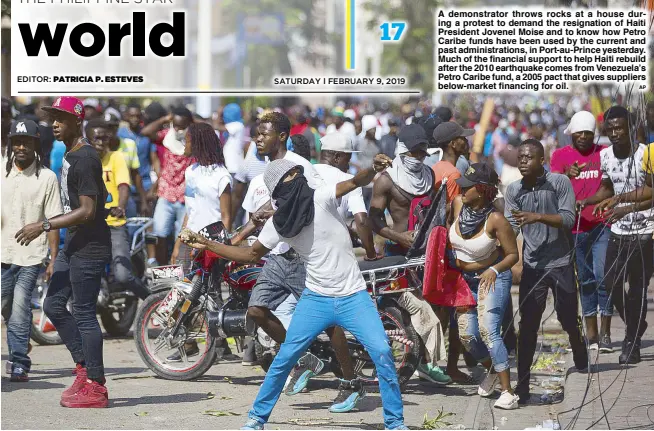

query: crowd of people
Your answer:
[1,94,652,430]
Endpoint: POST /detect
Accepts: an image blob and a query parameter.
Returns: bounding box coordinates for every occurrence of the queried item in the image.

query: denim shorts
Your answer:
[152,197,186,238]
[248,254,306,311]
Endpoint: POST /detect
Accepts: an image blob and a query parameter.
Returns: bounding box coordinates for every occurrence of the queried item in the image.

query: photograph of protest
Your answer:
[1,0,653,429]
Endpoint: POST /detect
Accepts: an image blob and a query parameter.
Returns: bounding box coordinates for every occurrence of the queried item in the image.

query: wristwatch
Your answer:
[42,219,52,232]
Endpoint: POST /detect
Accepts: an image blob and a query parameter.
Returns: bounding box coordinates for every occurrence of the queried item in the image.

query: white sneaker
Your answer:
[589,343,599,351]
[494,390,520,410]
[478,373,499,397]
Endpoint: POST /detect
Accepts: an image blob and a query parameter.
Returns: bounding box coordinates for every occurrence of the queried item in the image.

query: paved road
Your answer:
[2,327,567,430]
[559,305,654,430]
[4,285,651,429]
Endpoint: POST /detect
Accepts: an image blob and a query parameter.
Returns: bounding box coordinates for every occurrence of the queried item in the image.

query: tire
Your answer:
[330,304,421,392]
[134,290,217,381]
[100,296,139,337]
[30,282,63,346]
[379,304,421,391]
[30,322,62,345]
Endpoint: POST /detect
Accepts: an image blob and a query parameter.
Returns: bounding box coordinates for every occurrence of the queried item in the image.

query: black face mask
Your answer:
[459,203,494,239]
[272,174,315,238]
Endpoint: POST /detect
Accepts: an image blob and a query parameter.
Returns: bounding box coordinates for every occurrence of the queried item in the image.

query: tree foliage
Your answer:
[363,0,440,93]
[1,0,10,17]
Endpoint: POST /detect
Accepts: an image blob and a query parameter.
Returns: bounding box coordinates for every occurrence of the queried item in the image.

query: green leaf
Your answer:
[422,408,456,429]
[134,412,149,417]
[203,410,241,417]
[206,392,215,399]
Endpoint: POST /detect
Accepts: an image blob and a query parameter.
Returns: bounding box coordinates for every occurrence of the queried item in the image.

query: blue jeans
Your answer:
[152,197,186,238]
[43,253,107,379]
[457,268,512,373]
[1,264,41,371]
[575,225,612,316]
[248,289,405,429]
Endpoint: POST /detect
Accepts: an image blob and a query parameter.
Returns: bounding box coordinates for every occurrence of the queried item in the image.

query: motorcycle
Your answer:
[30,217,153,345]
[133,222,424,389]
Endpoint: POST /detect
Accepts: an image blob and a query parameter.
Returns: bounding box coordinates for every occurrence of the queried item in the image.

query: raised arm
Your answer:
[140,114,172,141]
[335,154,393,198]
[180,228,270,264]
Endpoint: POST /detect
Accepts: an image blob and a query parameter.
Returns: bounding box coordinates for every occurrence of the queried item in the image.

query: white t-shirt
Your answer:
[234,142,267,183]
[600,144,654,235]
[242,174,289,255]
[314,164,366,220]
[223,122,246,174]
[258,185,367,297]
[184,163,232,232]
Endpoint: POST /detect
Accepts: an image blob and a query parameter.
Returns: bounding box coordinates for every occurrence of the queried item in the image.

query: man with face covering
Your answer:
[229,112,364,413]
[179,155,407,431]
[368,123,450,385]
[369,123,434,252]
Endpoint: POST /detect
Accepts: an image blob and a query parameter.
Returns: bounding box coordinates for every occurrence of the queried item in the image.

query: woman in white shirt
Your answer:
[171,122,233,266]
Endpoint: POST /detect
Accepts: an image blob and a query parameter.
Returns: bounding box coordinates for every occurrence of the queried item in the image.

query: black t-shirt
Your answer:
[60,141,111,260]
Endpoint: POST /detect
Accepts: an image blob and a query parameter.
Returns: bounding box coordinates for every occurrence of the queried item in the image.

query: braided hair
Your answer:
[187,122,225,166]
[5,134,44,179]
[475,183,499,204]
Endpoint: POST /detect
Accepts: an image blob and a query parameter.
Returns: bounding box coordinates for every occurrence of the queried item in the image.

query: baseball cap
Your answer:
[397,123,429,151]
[8,119,40,139]
[361,115,378,132]
[455,163,499,189]
[415,113,443,144]
[42,96,85,120]
[320,133,359,153]
[331,107,345,117]
[83,98,101,110]
[264,159,304,195]
[344,109,356,121]
[432,122,474,145]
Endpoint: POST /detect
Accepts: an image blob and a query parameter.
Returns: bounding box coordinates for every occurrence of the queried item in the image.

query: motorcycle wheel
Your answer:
[331,304,421,392]
[99,295,139,337]
[134,290,217,381]
[30,283,64,346]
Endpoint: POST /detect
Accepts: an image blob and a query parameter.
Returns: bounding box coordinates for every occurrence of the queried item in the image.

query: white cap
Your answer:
[320,133,360,153]
[83,98,101,109]
[361,115,378,132]
[361,115,382,140]
[344,109,356,121]
[564,111,596,135]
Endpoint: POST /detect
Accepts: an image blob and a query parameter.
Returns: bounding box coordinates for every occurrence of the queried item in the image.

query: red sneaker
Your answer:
[61,364,87,400]
[60,380,108,408]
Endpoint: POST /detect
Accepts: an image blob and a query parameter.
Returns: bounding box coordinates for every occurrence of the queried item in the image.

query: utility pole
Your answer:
[196,0,212,118]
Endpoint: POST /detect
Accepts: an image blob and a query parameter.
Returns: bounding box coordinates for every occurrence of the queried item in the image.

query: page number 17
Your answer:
[380,22,406,41]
